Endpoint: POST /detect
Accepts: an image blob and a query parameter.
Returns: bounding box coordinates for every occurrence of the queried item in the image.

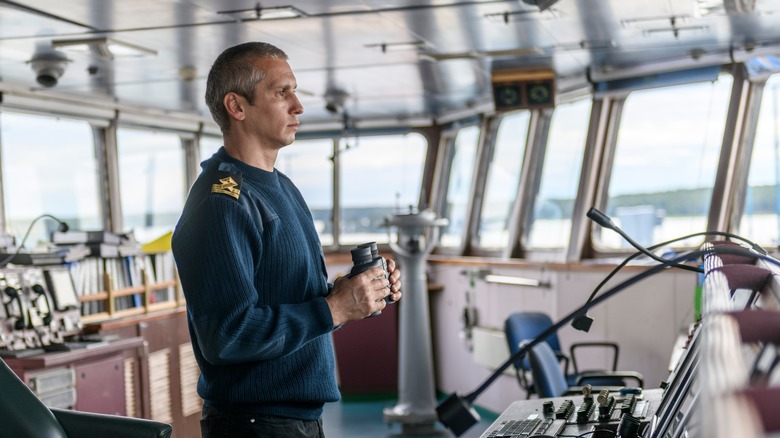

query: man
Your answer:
[172,42,402,437]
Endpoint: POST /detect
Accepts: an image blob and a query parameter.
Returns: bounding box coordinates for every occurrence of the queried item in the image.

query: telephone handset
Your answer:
[31,284,53,326]
[4,286,29,330]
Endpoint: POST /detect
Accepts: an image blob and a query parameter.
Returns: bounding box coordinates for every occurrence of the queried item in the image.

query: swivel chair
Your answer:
[527,341,644,398]
[0,356,172,437]
[504,311,633,398]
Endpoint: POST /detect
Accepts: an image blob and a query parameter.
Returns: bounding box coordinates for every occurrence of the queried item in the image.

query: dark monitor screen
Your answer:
[648,324,701,438]
[666,383,701,438]
[43,268,79,310]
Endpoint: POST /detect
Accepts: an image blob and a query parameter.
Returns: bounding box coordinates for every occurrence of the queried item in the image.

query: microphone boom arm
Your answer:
[586,207,701,273]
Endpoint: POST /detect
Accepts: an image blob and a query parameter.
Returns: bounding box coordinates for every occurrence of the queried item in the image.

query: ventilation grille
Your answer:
[148,348,173,423]
[124,357,136,417]
[179,343,202,417]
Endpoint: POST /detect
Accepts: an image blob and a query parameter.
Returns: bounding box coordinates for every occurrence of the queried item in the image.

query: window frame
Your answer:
[586,69,741,258]
[432,119,485,255]
[517,99,595,261]
[727,70,773,245]
[468,110,533,257]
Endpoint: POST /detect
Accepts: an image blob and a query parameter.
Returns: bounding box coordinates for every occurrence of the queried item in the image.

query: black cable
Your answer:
[590,230,764,304]
[572,230,766,331]
[0,213,69,269]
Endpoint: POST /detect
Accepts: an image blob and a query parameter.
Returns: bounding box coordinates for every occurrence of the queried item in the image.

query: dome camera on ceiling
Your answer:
[27,50,71,88]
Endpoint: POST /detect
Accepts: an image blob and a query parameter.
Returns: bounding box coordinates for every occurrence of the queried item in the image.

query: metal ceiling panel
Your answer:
[1,0,780,128]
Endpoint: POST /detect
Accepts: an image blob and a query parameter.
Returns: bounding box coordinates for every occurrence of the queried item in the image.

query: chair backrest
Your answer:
[528,341,569,398]
[0,357,68,438]
[504,312,562,371]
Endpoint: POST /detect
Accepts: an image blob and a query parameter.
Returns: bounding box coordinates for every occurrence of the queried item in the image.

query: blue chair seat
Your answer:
[528,341,644,398]
[505,312,636,398]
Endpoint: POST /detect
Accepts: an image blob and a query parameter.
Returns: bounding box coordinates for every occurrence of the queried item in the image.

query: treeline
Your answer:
[540,184,780,220]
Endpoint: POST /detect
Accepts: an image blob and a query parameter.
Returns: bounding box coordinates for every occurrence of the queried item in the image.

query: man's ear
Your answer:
[224,92,246,122]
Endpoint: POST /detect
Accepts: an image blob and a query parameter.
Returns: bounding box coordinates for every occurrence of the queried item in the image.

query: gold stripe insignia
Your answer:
[211,176,241,199]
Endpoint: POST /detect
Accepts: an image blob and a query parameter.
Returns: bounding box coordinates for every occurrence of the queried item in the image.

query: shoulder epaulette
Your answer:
[211,170,242,200]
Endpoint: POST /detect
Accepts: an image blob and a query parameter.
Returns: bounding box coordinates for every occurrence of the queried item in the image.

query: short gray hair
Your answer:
[205,42,288,132]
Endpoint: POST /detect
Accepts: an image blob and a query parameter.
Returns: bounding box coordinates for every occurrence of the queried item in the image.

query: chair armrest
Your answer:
[569,341,620,373]
[50,408,172,438]
[554,351,571,376]
[574,370,644,388]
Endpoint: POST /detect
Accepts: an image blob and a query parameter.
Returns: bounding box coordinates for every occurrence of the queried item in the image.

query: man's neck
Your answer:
[223,135,278,172]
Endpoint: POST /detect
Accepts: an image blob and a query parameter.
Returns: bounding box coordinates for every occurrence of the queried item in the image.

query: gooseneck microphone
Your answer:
[0,213,70,269]
[436,246,779,436]
[586,208,701,274]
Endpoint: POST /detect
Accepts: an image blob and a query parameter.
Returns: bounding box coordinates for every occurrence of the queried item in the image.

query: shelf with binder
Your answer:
[106,270,147,320]
[79,268,181,324]
[70,250,180,324]
[145,277,179,313]
[77,290,110,324]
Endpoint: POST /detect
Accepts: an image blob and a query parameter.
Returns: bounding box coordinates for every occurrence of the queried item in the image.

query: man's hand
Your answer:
[325,267,391,326]
[385,258,402,303]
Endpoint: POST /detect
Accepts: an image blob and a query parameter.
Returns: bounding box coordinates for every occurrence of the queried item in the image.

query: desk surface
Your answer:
[480,388,663,438]
[2,336,144,370]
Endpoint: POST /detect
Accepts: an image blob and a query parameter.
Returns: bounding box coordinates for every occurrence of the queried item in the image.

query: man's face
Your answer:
[244,57,304,149]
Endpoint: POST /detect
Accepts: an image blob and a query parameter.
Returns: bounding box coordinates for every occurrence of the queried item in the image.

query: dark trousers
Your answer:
[201,405,325,438]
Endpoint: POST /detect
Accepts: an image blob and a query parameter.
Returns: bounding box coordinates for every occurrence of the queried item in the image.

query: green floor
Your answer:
[321,398,496,438]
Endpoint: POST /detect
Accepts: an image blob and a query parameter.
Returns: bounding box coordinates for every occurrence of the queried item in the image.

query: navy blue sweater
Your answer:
[171,147,339,420]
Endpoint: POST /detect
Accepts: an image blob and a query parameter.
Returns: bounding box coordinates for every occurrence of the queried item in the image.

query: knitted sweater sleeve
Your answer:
[172,194,334,366]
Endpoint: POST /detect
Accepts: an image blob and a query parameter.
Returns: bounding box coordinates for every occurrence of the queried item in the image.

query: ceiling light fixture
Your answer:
[484,9,556,24]
[621,15,691,29]
[217,2,307,20]
[365,41,428,53]
[642,25,708,37]
[555,39,617,51]
[419,47,545,62]
[51,37,157,60]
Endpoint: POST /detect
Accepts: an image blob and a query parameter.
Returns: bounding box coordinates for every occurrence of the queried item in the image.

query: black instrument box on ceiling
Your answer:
[491,69,555,111]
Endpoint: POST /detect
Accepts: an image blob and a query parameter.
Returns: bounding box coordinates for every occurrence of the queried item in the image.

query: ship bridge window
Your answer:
[338,133,427,246]
[740,74,780,247]
[475,110,530,250]
[594,74,733,250]
[525,99,592,250]
[440,125,480,249]
[0,112,102,246]
[117,128,186,243]
[278,138,334,245]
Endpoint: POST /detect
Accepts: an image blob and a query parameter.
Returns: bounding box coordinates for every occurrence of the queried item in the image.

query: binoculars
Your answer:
[349,242,394,316]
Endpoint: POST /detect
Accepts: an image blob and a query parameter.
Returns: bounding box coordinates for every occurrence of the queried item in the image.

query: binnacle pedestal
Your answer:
[382,210,447,435]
